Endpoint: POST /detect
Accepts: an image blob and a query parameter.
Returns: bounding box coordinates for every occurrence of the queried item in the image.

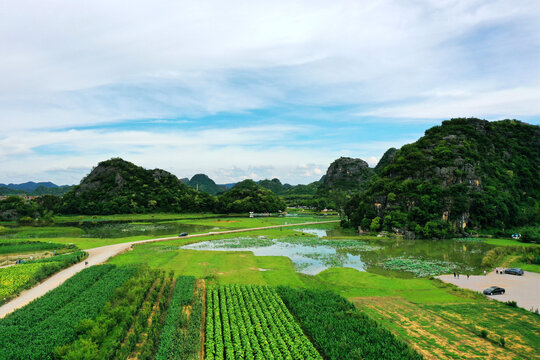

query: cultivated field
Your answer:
[0,214,539,359]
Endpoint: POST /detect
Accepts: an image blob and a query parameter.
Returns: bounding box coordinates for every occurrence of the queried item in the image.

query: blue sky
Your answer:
[1,0,539,185]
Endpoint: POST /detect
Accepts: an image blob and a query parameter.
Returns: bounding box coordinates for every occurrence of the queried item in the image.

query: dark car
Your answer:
[178,232,188,237]
[483,286,505,295]
[504,268,524,276]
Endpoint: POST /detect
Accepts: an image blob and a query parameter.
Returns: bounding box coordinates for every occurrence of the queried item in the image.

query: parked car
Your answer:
[483,286,505,295]
[178,232,188,237]
[504,268,524,276]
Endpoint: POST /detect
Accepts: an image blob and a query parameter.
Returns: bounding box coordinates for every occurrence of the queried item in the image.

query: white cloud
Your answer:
[1,0,539,183]
[1,0,539,129]
[0,125,409,184]
[359,87,540,119]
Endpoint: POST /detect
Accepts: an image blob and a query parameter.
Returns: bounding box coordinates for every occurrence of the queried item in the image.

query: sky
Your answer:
[1,0,539,185]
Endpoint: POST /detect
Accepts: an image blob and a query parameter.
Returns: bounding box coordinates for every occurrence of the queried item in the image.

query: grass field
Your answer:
[110,241,478,305]
[355,297,540,360]
[482,238,540,247]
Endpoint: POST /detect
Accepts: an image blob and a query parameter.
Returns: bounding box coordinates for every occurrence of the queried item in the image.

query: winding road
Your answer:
[0,220,339,318]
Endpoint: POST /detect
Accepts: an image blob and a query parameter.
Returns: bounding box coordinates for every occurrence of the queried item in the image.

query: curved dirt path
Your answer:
[437,270,540,312]
[0,220,338,318]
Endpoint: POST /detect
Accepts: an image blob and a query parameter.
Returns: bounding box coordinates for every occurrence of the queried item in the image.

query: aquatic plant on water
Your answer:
[382,257,473,277]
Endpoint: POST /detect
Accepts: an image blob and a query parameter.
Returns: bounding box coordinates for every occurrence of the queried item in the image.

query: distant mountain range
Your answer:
[0,182,73,196]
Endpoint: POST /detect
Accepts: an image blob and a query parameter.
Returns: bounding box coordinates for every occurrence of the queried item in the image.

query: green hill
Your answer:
[257,178,294,195]
[188,174,226,195]
[345,118,540,237]
[217,179,286,213]
[60,158,216,214]
[374,148,397,174]
[320,157,374,193]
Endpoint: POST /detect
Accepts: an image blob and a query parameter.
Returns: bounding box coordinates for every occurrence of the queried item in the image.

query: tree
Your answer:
[370,217,381,232]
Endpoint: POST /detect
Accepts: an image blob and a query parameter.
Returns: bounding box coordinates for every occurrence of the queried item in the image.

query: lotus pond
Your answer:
[182,228,494,277]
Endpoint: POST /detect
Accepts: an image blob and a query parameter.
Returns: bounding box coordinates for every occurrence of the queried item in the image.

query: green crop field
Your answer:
[1,216,539,360]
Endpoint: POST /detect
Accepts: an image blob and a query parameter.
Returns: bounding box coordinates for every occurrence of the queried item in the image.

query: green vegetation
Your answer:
[54,267,158,359]
[355,297,540,359]
[0,196,55,224]
[0,225,85,239]
[277,287,421,360]
[61,158,216,215]
[0,263,45,301]
[216,179,286,213]
[155,276,199,360]
[481,245,540,270]
[382,257,472,277]
[0,264,135,360]
[188,174,227,195]
[345,118,540,237]
[0,240,70,254]
[0,250,87,304]
[206,284,321,360]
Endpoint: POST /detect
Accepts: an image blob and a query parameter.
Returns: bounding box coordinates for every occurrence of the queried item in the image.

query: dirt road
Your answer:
[437,271,540,312]
[0,220,338,318]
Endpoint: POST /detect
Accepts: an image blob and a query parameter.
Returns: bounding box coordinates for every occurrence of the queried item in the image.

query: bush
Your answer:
[520,227,540,244]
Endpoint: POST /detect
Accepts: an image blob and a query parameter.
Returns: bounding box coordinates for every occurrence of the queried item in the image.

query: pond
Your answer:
[181,228,494,277]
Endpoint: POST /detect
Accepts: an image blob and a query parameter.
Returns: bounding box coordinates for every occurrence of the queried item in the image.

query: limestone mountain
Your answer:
[257,178,293,195]
[321,157,374,192]
[188,174,227,195]
[345,118,540,237]
[217,179,286,213]
[60,158,216,214]
[374,148,397,174]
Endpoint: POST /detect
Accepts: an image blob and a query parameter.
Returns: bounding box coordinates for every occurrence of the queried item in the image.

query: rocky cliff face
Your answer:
[374,148,397,174]
[345,118,540,236]
[322,157,374,190]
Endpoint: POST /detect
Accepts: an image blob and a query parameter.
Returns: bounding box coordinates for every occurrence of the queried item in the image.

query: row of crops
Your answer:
[0,264,135,360]
[1,263,421,360]
[0,250,87,305]
[205,284,322,360]
[0,265,204,360]
[156,276,203,360]
[276,287,423,360]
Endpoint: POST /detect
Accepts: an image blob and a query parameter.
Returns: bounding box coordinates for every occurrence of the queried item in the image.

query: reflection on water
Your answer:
[181,229,495,277]
[182,237,366,275]
[293,228,327,237]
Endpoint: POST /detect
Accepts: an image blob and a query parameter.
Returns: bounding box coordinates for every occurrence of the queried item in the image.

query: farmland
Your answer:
[0,216,539,359]
[206,284,321,360]
[0,250,87,304]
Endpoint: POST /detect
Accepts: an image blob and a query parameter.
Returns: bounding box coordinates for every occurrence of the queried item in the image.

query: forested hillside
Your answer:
[188,174,227,195]
[345,118,540,237]
[216,179,286,213]
[60,158,216,214]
